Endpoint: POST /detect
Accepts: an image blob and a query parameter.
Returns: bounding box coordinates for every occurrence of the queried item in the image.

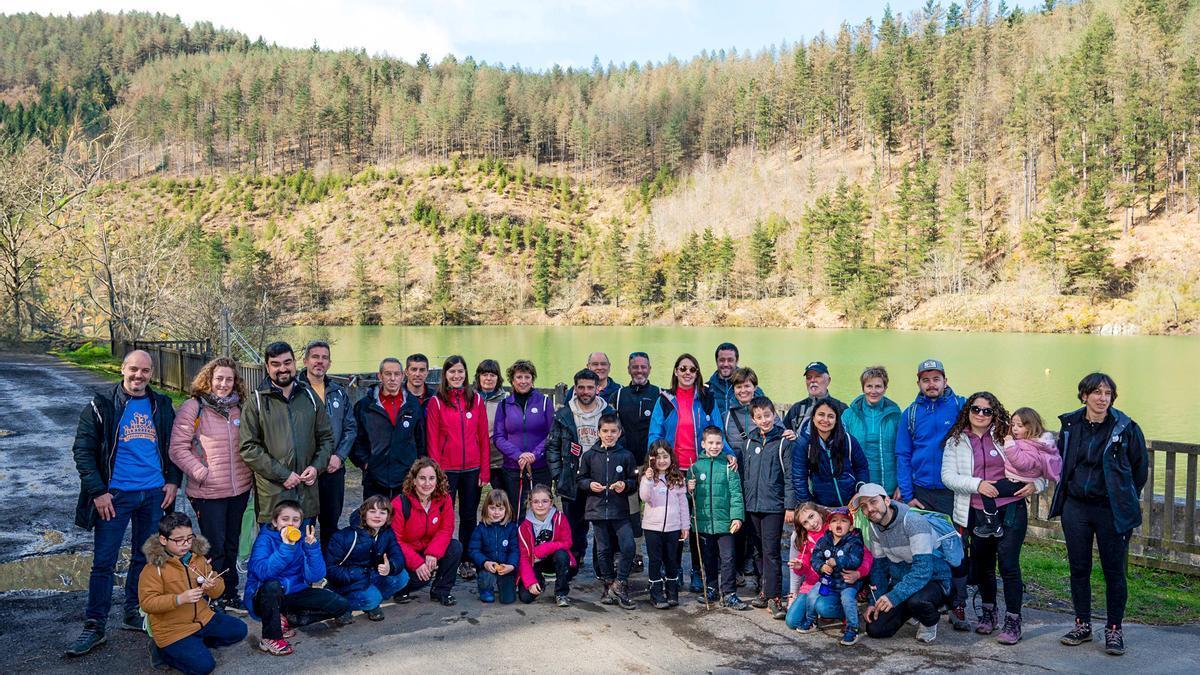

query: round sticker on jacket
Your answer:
[531,408,538,414]
[990,449,999,457]
[754,447,761,455]
[657,486,667,495]
[466,412,473,419]
[616,466,624,473]
[333,400,339,409]
[403,421,410,428]
[644,410,651,416]
[502,539,508,546]
[432,517,439,524]
[836,550,844,557]
[824,551,832,558]
[700,473,707,481]
[233,419,240,426]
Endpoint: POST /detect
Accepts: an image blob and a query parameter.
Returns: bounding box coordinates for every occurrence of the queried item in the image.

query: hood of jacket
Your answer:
[143,533,212,567]
[568,396,608,426]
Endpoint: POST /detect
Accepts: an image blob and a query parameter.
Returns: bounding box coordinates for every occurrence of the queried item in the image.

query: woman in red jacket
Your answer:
[426,355,491,580]
[390,458,463,606]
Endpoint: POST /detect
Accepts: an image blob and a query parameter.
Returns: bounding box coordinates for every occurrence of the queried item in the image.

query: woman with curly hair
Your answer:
[389,458,463,606]
[942,392,1046,643]
[168,356,253,612]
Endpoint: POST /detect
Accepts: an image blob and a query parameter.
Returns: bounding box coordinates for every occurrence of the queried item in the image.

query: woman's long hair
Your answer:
[667,353,701,395]
[946,391,1010,445]
[190,356,246,401]
[436,354,476,407]
[807,398,850,475]
[402,457,450,500]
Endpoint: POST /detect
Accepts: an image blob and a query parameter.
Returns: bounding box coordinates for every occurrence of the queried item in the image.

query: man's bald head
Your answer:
[586,352,611,384]
[121,349,154,396]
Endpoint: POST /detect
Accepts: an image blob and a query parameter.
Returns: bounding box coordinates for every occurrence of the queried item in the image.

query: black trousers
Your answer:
[362,479,404,502]
[969,501,1027,613]
[519,549,574,602]
[1062,497,1131,627]
[446,470,482,563]
[645,529,682,583]
[401,539,464,597]
[699,532,736,595]
[253,581,349,640]
[190,491,250,600]
[592,518,635,582]
[498,466,552,511]
[749,512,784,599]
[914,485,969,606]
[563,496,591,565]
[980,479,1025,514]
[735,518,760,577]
[865,580,948,638]
[318,466,346,551]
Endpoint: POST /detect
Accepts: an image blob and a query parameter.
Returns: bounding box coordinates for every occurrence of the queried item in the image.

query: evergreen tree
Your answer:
[631,228,660,306]
[675,232,700,301]
[298,225,322,308]
[602,220,627,305]
[351,252,372,324]
[532,230,554,311]
[431,250,452,321]
[1065,179,1118,297]
[748,220,777,296]
[388,249,410,317]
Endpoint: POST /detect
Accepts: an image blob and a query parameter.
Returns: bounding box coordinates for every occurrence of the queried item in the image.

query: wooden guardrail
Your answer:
[110,338,1200,574]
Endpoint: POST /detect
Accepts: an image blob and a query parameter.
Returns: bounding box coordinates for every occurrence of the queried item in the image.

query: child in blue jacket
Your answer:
[469,489,520,604]
[796,508,866,646]
[244,500,351,656]
[325,496,410,620]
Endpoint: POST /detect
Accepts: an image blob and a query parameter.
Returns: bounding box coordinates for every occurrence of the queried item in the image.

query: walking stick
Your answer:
[687,484,710,610]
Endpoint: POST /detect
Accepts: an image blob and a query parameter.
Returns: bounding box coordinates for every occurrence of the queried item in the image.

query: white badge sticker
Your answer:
[700,473,707,481]
[836,550,844,557]
[432,517,439,524]
[333,400,340,409]
[755,447,762,455]
[466,412,473,419]
[990,449,999,457]
[644,410,652,417]
[824,550,831,558]
[233,419,240,426]
[502,539,508,546]
[616,466,624,473]
[403,421,410,428]
[657,486,667,495]
[531,407,538,414]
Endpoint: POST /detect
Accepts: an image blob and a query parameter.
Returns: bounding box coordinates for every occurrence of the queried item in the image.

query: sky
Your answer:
[0,0,980,70]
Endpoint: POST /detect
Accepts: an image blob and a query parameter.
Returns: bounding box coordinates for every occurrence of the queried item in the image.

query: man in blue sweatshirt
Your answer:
[893,358,968,629]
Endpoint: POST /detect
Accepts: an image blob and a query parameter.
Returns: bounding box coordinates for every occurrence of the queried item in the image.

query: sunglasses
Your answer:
[629,351,649,360]
[676,365,698,374]
[167,534,196,545]
[969,405,995,417]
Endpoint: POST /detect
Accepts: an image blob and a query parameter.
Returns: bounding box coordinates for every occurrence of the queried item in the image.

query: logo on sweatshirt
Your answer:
[120,412,156,443]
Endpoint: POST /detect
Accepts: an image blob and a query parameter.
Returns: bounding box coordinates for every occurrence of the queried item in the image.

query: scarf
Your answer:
[202,392,240,418]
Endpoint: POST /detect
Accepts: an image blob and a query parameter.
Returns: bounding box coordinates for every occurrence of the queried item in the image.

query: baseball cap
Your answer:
[827,507,852,523]
[917,358,945,375]
[804,361,829,375]
[849,483,889,510]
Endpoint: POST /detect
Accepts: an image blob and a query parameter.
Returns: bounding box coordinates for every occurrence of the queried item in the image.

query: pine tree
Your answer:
[532,230,554,311]
[715,235,736,299]
[747,220,777,297]
[602,220,627,305]
[431,250,452,322]
[351,252,372,324]
[675,232,700,301]
[299,225,322,309]
[1064,179,1118,297]
[631,228,660,306]
[388,249,410,318]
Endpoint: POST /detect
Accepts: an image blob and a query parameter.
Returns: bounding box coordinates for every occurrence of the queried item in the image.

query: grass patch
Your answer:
[52,342,188,405]
[1022,538,1200,625]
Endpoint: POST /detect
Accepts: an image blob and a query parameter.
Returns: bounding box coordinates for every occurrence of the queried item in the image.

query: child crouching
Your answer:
[469,489,520,604]
[325,496,410,621]
[795,507,865,646]
[138,512,247,675]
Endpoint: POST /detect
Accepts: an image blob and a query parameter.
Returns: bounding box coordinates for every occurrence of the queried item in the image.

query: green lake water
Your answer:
[284,325,1198,444]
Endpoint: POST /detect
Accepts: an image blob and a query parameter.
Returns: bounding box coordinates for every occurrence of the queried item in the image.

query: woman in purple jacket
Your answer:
[493,360,555,510]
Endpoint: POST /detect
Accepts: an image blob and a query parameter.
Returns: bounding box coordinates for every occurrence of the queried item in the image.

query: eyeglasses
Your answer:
[676,365,698,374]
[167,535,196,545]
[969,405,995,417]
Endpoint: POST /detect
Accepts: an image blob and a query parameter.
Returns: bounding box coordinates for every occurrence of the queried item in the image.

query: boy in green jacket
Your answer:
[687,426,749,610]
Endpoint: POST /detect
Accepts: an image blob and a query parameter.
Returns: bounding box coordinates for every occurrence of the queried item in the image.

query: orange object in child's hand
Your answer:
[281,526,302,544]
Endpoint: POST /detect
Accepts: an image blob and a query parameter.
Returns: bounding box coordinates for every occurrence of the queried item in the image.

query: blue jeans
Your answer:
[785,585,855,629]
[87,488,163,623]
[476,569,517,604]
[342,571,410,611]
[158,612,247,675]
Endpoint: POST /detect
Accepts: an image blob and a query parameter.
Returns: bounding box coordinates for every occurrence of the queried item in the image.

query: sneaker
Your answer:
[948,605,971,631]
[1104,625,1125,655]
[257,638,294,656]
[365,607,385,621]
[769,597,786,620]
[479,589,496,603]
[119,609,144,632]
[458,562,477,580]
[333,610,355,626]
[64,621,106,657]
[1060,619,1093,646]
[972,522,1004,538]
[392,591,412,604]
[689,571,703,594]
[222,596,248,615]
[915,622,938,643]
[795,619,818,634]
[599,581,616,605]
[976,604,998,635]
[695,587,720,604]
[723,593,751,611]
[432,592,457,606]
[997,612,1023,645]
[750,594,769,609]
[613,580,637,610]
[279,614,297,639]
[556,595,571,608]
[839,626,860,646]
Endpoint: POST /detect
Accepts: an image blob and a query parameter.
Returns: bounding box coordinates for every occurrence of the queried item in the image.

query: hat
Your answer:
[804,361,829,375]
[849,483,888,510]
[917,358,945,375]
[826,507,852,523]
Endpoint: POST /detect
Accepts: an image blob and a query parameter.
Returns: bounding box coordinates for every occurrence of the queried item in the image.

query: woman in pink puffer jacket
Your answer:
[168,357,253,611]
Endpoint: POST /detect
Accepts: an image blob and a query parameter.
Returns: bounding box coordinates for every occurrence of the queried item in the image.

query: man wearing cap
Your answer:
[783,361,847,433]
[893,358,968,629]
[853,484,951,643]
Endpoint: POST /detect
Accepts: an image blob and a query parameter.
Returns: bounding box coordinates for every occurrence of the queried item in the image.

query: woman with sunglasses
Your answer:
[647,353,734,593]
[941,392,1046,643]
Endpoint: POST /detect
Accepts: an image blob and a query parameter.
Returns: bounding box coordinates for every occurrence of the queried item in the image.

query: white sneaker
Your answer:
[915,622,938,643]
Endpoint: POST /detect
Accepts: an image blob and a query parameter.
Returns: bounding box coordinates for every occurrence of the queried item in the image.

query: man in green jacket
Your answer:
[239,341,334,524]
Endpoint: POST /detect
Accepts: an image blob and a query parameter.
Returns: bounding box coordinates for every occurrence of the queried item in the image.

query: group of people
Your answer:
[65,340,1148,673]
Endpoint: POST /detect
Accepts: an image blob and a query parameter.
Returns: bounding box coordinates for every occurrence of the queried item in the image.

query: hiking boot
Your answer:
[648,579,668,609]
[149,640,168,669]
[689,570,703,594]
[1060,619,1093,646]
[722,593,751,611]
[839,626,860,646]
[1104,625,1125,655]
[479,588,496,603]
[458,562,476,580]
[119,609,144,632]
[257,638,294,656]
[599,580,616,605]
[333,610,355,626]
[750,593,769,609]
[215,596,248,615]
[665,577,680,607]
[431,592,457,606]
[997,612,1023,645]
[795,618,818,634]
[65,620,107,657]
[365,607,385,621]
[392,591,412,604]
[915,621,938,643]
[279,614,297,639]
[976,603,998,635]
[972,511,1004,538]
[556,595,571,608]
[613,580,636,610]
[948,605,971,631]
[769,597,786,620]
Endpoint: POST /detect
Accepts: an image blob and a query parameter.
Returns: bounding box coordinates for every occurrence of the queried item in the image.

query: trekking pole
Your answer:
[687,487,710,610]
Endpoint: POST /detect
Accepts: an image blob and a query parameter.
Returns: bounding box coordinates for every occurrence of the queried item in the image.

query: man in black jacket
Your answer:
[66,350,181,657]
[350,357,426,500]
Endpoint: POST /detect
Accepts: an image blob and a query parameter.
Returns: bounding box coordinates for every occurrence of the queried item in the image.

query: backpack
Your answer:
[907,508,964,567]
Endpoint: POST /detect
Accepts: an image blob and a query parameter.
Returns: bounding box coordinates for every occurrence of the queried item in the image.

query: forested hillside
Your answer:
[2,1,1199,345]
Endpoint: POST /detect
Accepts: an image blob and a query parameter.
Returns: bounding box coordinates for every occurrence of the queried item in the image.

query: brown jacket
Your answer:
[138,534,228,648]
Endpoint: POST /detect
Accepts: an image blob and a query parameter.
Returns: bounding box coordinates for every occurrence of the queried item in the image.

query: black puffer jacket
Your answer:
[576,442,637,521]
[350,386,426,489]
[1049,407,1148,534]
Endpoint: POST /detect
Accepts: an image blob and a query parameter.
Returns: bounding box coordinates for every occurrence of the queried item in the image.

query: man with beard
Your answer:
[66,350,180,657]
[239,341,334,526]
[707,342,761,419]
[547,369,616,571]
[299,340,357,550]
[783,362,847,432]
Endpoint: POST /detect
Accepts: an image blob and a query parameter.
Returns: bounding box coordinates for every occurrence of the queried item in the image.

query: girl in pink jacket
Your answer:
[168,357,254,612]
[517,485,576,606]
[974,407,1061,538]
[640,441,690,609]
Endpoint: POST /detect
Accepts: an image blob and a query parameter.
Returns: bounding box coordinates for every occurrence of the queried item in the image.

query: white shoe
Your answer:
[915,622,938,643]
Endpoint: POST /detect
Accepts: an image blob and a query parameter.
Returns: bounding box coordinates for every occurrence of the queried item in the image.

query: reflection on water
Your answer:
[0,552,128,593]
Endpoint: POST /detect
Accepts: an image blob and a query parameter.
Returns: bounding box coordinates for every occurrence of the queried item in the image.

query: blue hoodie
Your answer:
[243,523,327,620]
[894,387,964,502]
